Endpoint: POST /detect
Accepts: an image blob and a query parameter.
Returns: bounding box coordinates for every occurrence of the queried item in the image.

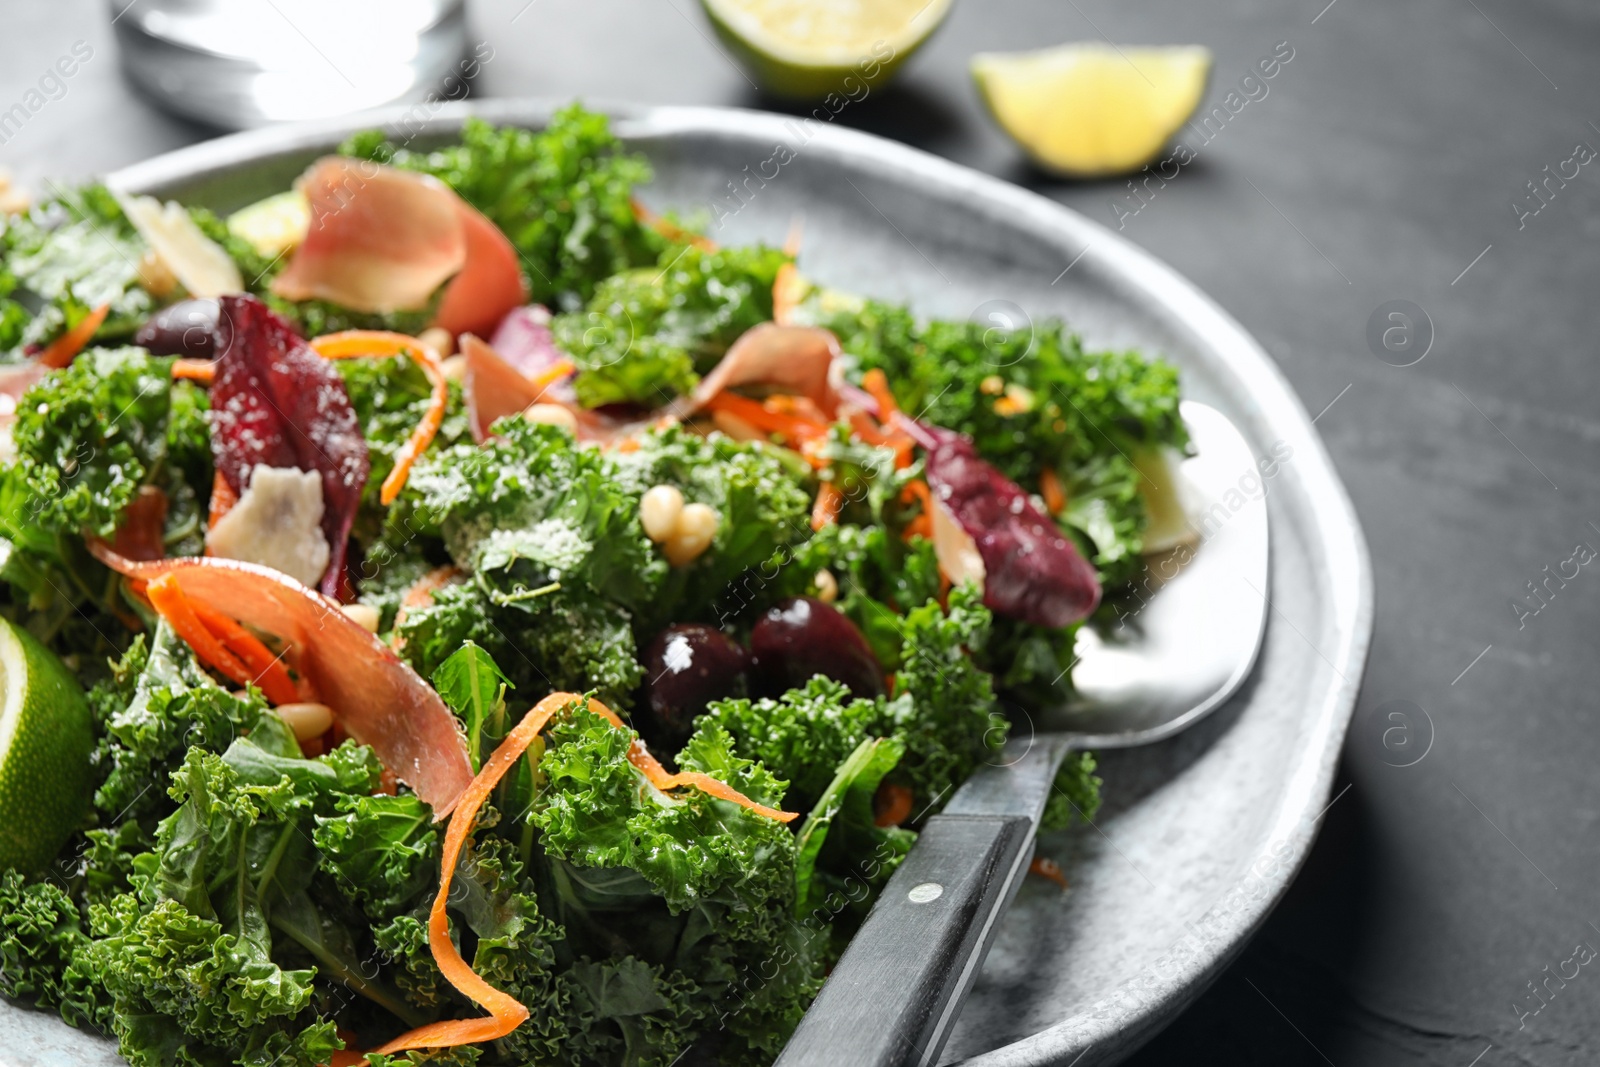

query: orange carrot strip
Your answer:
[207,471,238,534]
[38,303,109,369]
[861,368,899,422]
[309,330,448,505]
[189,601,298,705]
[873,781,914,827]
[146,574,254,689]
[1040,467,1066,515]
[365,689,793,1062]
[631,198,717,252]
[704,392,827,444]
[811,481,843,531]
[527,357,575,398]
[1029,856,1069,890]
[575,699,797,823]
[363,695,573,1062]
[172,358,216,383]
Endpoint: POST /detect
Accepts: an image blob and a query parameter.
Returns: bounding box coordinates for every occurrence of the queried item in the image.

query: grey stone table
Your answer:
[4,0,1597,1063]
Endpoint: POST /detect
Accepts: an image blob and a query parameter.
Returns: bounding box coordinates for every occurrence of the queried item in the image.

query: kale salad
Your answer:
[0,105,1189,1067]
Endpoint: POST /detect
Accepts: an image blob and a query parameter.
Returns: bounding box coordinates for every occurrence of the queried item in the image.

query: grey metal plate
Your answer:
[3,99,1373,1067]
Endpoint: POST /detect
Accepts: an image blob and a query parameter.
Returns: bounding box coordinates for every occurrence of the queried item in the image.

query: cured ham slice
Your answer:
[270,157,525,338]
[271,158,467,313]
[683,323,842,418]
[462,333,543,443]
[89,545,474,814]
[433,203,528,337]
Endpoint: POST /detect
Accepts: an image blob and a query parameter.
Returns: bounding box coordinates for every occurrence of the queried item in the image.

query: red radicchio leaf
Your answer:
[210,294,370,595]
[922,424,1101,628]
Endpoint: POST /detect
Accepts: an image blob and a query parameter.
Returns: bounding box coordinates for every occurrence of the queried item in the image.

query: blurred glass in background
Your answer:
[108,0,467,129]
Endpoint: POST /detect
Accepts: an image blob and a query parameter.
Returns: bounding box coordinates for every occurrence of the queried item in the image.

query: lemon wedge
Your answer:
[701,0,952,100]
[972,43,1212,177]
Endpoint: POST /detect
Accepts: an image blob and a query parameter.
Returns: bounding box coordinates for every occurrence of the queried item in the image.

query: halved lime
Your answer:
[972,43,1212,177]
[701,0,952,100]
[0,618,92,874]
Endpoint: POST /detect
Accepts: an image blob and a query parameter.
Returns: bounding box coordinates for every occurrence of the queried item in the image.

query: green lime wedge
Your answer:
[701,0,952,100]
[0,618,92,874]
[972,43,1212,177]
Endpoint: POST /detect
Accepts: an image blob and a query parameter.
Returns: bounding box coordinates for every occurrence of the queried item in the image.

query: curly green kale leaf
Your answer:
[555,244,787,408]
[698,677,902,814]
[1040,750,1102,832]
[889,585,1006,812]
[1,184,153,353]
[830,299,1186,587]
[611,427,812,628]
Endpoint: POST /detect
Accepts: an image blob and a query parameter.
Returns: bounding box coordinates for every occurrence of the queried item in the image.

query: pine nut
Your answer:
[276,702,334,743]
[523,403,578,433]
[664,503,718,566]
[341,603,381,632]
[639,485,685,543]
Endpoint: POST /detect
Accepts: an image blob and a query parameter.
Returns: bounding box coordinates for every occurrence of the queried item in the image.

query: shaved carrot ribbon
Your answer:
[39,303,109,369]
[145,574,251,689]
[146,574,299,704]
[811,481,843,531]
[527,357,575,398]
[188,601,298,705]
[1029,856,1069,890]
[772,218,805,326]
[363,691,793,1063]
[309,330,449,505]
[1039,467,1066,516]
[703,392,828,445]
[172,358,216,383]
[631,198,717,252]
[206,470,238,533]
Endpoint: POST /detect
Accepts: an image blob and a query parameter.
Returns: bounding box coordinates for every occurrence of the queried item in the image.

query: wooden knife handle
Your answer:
[774,812,1036,1067]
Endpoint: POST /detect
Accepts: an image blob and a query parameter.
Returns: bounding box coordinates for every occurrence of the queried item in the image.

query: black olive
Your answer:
[750,596,885,700]
[642,624,750,746]
[135,298,229,359]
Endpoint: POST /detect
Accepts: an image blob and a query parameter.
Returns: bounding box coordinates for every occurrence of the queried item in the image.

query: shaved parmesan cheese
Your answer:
[207,465,331,588]
[117,193,244,299]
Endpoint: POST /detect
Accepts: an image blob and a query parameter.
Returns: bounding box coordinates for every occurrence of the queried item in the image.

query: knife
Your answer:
[773,734,1074,1067]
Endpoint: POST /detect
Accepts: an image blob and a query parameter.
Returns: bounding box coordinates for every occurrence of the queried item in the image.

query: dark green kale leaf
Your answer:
[312,793,438,919]
[401,419,662,613]
[792,737,915,930]
[0,870,97,1016]
[533,702,793,918]
[397,579,644,710]
[341,108,667,309]
[1040,750,1102,832]
[78,893,343,1067]
[555,244,787,408]
[12,346,172,538]
[888,585,1006,812]
[829,299,1186,588]
[1,184,152,354]
[698,677,902,814]
[611,426,812,629]
[90,622,273,839]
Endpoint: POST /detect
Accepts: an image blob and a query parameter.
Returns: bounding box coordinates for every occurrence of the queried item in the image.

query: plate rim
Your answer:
[99,97,1375,1066]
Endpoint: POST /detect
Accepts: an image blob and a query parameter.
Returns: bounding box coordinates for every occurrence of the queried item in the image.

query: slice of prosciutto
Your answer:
[270,157,526,336]
[272,158,467,313]
[683,323,843,418]
[89,545,474,815]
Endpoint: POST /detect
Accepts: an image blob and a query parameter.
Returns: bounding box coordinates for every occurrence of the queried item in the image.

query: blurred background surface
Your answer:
[5,0,1600,1063]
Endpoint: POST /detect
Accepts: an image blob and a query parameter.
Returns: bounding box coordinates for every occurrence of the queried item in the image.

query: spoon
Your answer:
[774,401,1270,1067]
